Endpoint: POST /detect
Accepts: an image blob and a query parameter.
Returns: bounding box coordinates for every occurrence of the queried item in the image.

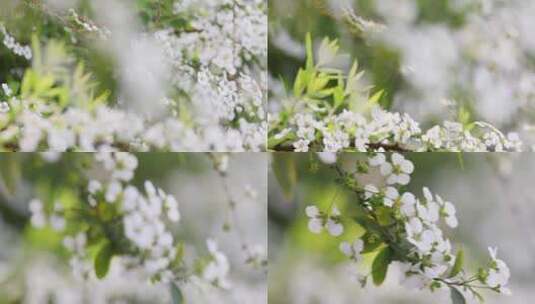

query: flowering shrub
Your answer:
[0,0,267,152]
[268,34,521,152]
[304,153,511,303]
[365,0,535,149]
[0,152,266,302]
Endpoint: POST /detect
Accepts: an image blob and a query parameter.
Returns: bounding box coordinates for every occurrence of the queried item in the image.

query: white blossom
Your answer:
[203,239,231,289]
[339,239,364,262]
[486,247,511,294]
[306,205,344,236]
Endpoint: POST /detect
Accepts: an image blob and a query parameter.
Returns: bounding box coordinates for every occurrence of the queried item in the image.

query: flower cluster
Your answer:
[0,1,267,152]
[0,87,264,151]
[0,24,32,60]
[305,153,511,301]
[305,205,343,236]
[203,239,231,289]
[274,108,521,152]
[269,35,522,152]
[28,198,66,231]
[153,0,268,151]
[67,8,111,39]
[27,152,232,289]
[62,232,93,280]
[368,0,535,148]
[91,152,227,284]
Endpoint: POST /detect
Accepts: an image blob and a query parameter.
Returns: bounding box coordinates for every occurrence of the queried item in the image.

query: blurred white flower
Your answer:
[306,205,344,236]
[317,152,337,164]
[339,239,364,262]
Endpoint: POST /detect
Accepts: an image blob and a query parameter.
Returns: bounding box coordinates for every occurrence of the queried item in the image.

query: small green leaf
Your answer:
[348,60,359,79]
[449,249,464,278]
[95,242,114,279]
[368,90,384,105]
[293,69,307,97]
[272,154,298,201]
[308,73,329,94]
[450,287,466,304]
[372,246,392,286]
[171,283,184,304]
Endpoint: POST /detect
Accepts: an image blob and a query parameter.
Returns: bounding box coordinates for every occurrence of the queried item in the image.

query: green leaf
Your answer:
[272,154,297,201]
[372,246,392,286]
[450,287,466,304]
[308,73,330,94]
[293,69,307,97]
[448,249,464,278]
[95,242,114,279]
[333,74,345,109]
[368,90,384,105]
[171,283,184,304]
[348,60,359,79]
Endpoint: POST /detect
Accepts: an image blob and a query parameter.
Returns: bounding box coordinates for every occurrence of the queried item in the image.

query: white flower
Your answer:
[317,152,337,164]
[29,199,46,228]
[165,195,180,222]
[405,217,423,235]
[50,214,66,231]
[435,238,452,256]
[293,139,310,152]
[326,206,344,236]
[63,232,86,253]
[364,184,379,199]
[88,180,102,194]
[423,264,448,278]
[423,126,443,149]
[105,180,122,202]
[486,247,511,293]
[399,264,431,290]
[400,192,416,217]
[305,206,323,233]
[204,239,231,289]
[0,101,9,113]
[416,200,440,223]
[369,153,386,166]
[305,205,344,236]
[383,153,414,185]
[113,152,138,181]
[1,83,12,96]
[383,187,399,207]
[340,239,364,261]
[408,229,436,253]
[122,185,139,211]
[436,195,458,228]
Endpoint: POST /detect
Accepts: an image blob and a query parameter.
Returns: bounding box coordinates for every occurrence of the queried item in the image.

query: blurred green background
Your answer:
[269,0,468,109]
